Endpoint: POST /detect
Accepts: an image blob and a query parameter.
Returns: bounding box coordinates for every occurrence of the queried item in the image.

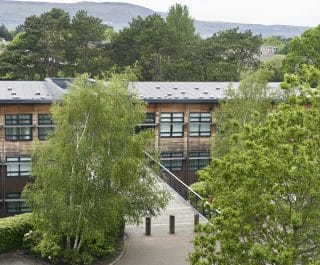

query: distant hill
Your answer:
[0,0,310,38]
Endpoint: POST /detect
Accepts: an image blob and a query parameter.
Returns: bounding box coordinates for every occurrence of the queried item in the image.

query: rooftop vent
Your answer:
[183,96,189,99]
[174,96,179,99]
[203,91,208,95]
[181,91,186,94]
[148,96,154,99]
[216,87,220,90]
[157,96,162,99]
[35,91,41,96]
[7,87,12,91]
[199,96,204,99]
[155,86,160,89]
[195,87,199,90]
[11,91,16,96]
[40,96,46,100]
[167,93,172,96]
[173,87,178,90]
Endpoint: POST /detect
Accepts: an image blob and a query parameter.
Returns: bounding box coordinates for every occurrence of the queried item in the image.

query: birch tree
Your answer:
[23,73,168,257]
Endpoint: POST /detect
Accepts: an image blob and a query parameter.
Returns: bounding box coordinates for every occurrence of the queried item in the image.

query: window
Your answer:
[189,112,211,137]
[6,157,31,177]
[5,114,32,141]
[38,114,54,140]
[145,113,156,124]
[160,113,184,137]
[136,113,156,133]
[189,151,210,171]
[160,152,183,171]
[5,193,31,214]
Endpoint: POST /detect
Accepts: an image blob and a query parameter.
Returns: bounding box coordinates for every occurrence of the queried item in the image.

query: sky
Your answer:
[15,0,320,27]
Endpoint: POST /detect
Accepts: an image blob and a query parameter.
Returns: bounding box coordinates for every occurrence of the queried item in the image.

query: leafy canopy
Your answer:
[191,67,320,265]
[23,72,169,256]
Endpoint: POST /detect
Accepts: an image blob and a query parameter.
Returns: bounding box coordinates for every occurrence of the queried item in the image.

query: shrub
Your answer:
[0,213,33,253]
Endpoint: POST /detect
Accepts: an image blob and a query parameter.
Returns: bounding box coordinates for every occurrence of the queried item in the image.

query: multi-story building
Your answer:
[0,79,280,217]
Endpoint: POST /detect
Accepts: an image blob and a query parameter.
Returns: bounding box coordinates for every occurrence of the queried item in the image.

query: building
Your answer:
[0,79,280,217]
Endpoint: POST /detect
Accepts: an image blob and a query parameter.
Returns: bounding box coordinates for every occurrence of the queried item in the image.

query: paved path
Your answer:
[116,182,207,265]
[0,253,46,265]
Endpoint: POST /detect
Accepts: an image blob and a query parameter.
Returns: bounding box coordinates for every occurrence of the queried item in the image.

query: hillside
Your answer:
[0,0,310,37]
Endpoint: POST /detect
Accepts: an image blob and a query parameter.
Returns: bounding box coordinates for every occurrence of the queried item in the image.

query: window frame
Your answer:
[5,114,33,141]
[189,151,211,171]
[189,112,212,137]
[160,112,184,138]
[6,156,32,177]
[5,193,31,214]
[37,114,55,140]
[160,152,184,171]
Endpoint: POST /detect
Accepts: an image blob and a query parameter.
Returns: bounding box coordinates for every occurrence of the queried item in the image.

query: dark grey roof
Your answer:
[50,78,74,90]
[0,79,282,104]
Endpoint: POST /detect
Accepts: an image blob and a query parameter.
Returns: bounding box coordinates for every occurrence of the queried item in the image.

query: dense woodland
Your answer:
[0,5,283,81]
[1,5,318,82]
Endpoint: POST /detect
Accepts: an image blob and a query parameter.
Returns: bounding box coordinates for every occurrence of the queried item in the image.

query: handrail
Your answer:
[144,151,220,220]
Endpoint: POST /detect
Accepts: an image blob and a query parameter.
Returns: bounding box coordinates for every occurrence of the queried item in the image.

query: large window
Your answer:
[189,112,211,137]
[6,157,31,177]
[160,113,184,137]
[189,151,210,171]
[5,114,32,141]
[38,114,54,140]
[5,193,31,214]
[160,152,183,171]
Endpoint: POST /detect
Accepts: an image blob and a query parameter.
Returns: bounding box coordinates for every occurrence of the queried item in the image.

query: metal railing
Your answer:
[144,151,220,221]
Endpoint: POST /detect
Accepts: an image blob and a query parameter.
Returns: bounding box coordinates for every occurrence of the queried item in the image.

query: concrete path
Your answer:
[116,182,207,265]
[0,253,46,265]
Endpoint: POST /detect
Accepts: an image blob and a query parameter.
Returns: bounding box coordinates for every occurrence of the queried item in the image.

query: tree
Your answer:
[190,68,320,265]
[199,28,262,81]
[112,14,172,80]
[0,9,114,80]
[66,10,110,76]
[0,8,70,80]
[23,73,169,261]
[0,24,12,40]
[160,4,201,81]
[166,4,198,43]
[283,25,320,74]
[212,68,275,158]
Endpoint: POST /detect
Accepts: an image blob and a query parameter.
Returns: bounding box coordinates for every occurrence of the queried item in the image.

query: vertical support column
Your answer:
[169,215,175,234]
[145,217,151,236]
[194,214,199,232]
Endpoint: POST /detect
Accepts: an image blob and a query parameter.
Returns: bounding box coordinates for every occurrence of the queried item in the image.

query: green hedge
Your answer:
[0,213,33,254]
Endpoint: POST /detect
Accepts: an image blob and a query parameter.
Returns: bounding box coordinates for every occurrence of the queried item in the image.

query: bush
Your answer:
[0,213,33,253]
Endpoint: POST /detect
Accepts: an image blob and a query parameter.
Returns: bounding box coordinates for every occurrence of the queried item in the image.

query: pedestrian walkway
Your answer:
[116,182,207,265]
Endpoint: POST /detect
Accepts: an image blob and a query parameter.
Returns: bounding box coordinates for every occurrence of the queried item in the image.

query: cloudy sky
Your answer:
[16,0,320,26]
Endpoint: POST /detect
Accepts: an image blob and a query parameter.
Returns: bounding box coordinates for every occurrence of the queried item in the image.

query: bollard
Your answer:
[194,214,199,232]
[145,217,151,235]
[169,215,175,234]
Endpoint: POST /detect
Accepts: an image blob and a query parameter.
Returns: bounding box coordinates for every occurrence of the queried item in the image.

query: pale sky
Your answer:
[16,0,320,26]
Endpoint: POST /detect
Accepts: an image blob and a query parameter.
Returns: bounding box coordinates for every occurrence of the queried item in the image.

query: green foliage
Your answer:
[166,4,198,43]
[0,8,111,80]
[189,181,209,198]
[0,213,33,253]
[190,68,320,264]
[261,54,285,82]
[0,24,12,40]
[212,68,275,158]
[262,36,288,50]
[284,25,320,74]
[23,72,169,262]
